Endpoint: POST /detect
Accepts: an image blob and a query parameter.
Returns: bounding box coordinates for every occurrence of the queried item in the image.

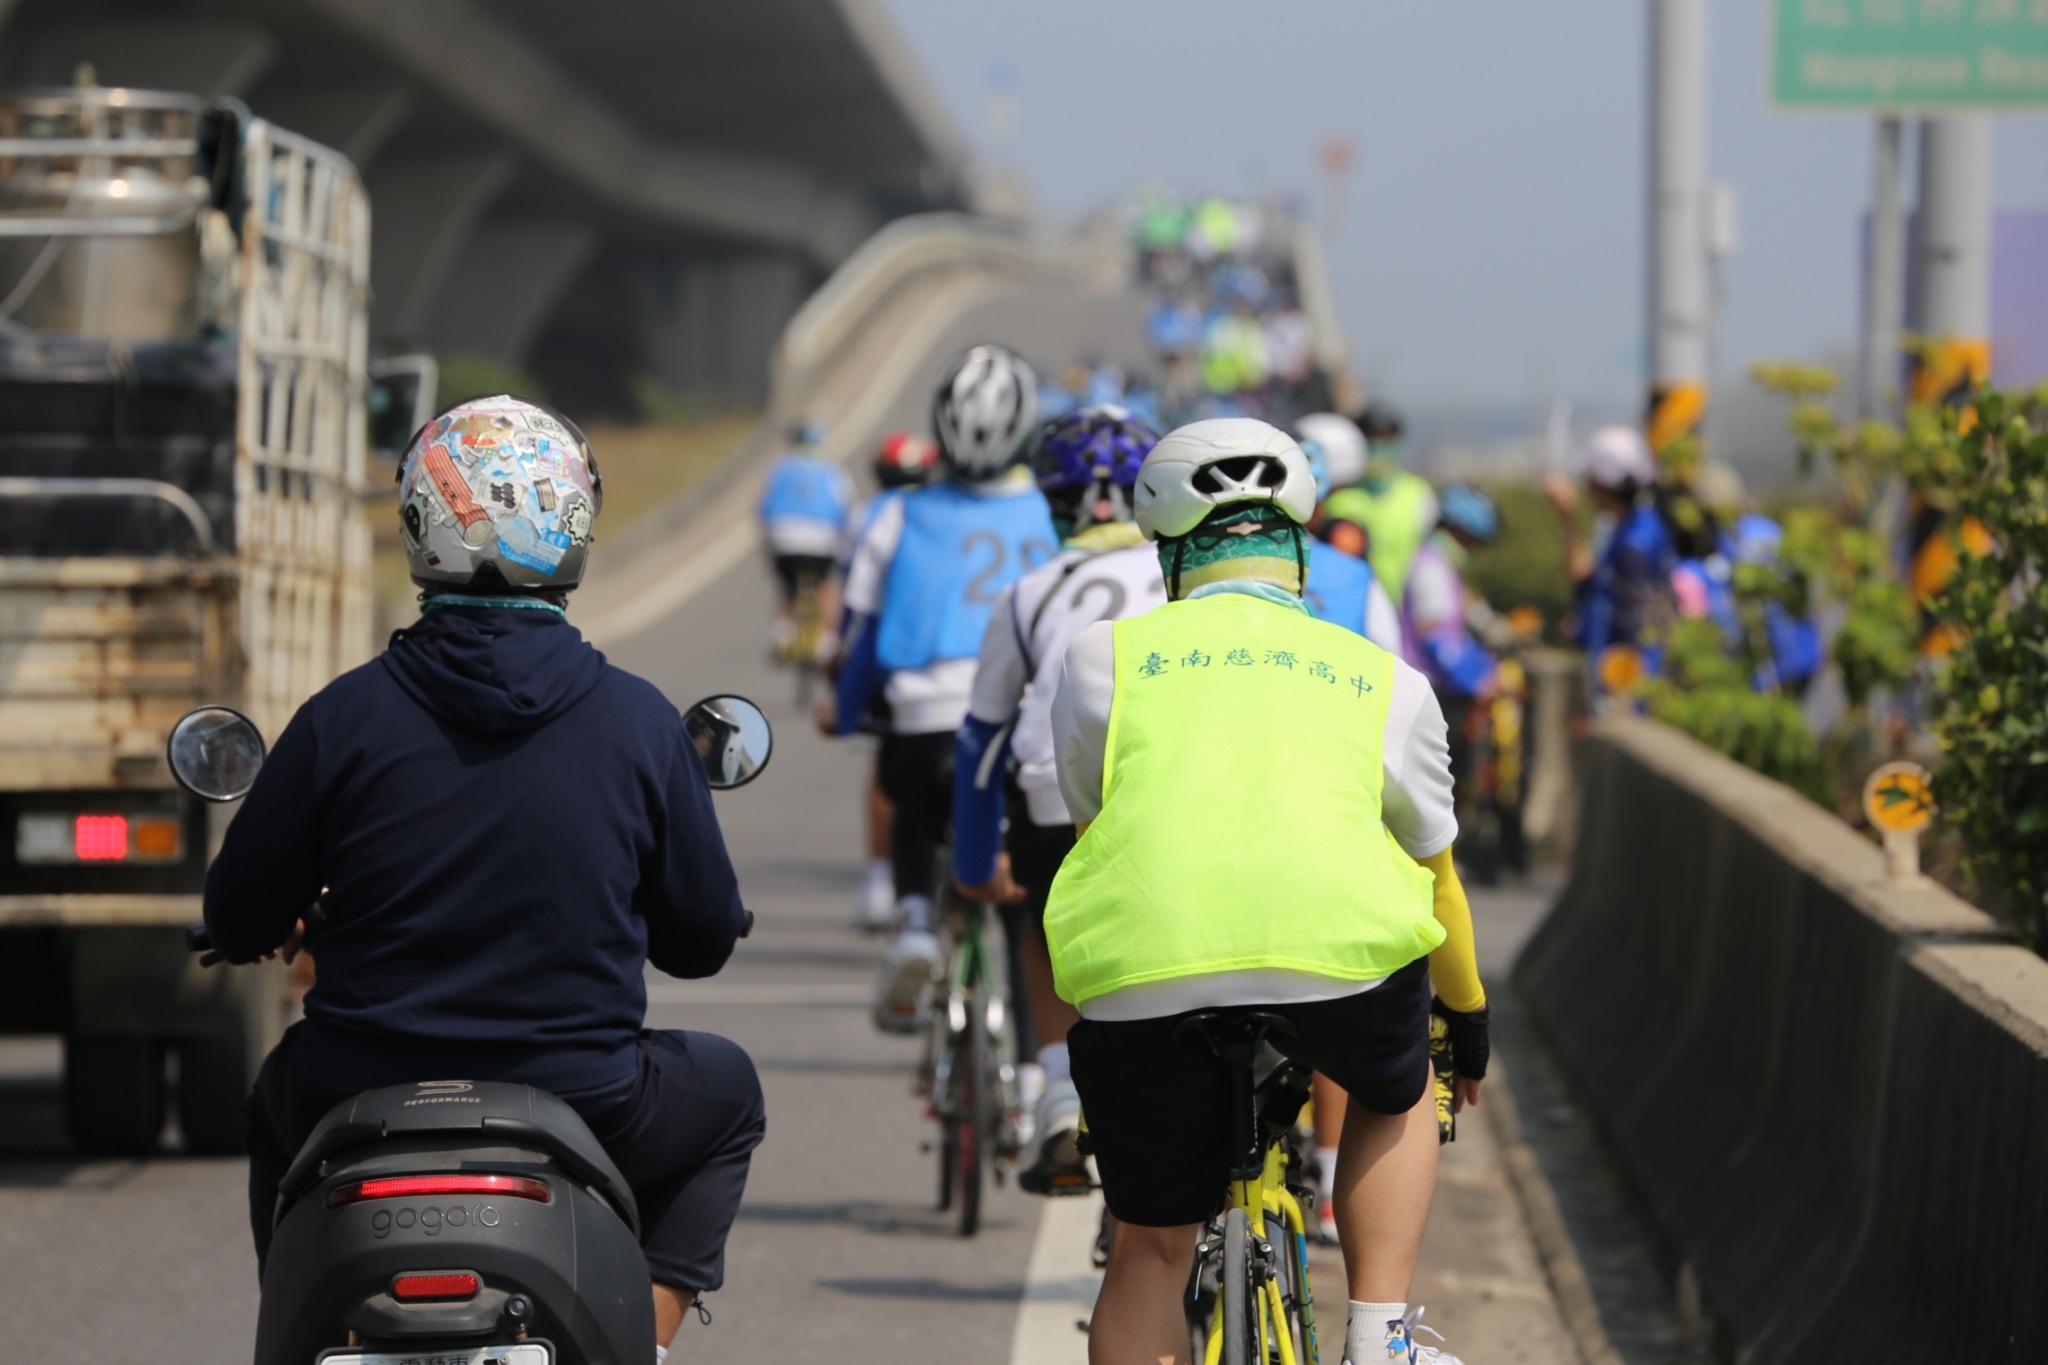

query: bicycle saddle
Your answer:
[1171,1010,1297,1053]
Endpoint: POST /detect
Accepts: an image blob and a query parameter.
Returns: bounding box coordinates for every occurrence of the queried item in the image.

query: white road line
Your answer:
[1009,1191,1106,1365]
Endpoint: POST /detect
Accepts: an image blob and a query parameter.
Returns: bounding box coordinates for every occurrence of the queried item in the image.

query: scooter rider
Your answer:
[205,396,764,1362]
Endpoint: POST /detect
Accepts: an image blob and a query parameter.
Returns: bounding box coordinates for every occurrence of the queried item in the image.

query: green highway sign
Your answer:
[1773,0,2048,108]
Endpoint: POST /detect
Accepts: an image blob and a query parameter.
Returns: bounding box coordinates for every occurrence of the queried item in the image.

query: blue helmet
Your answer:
[1438,483,1500,543]
[1300,440,1333,502]
[1034,404,1160,529]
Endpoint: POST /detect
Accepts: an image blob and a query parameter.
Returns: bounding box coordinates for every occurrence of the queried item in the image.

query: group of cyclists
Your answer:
[752,339,1533,1363]
[200,343,1583,1365]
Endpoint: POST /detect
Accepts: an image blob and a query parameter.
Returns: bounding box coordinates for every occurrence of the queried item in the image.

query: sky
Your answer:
[880,0,2048,427]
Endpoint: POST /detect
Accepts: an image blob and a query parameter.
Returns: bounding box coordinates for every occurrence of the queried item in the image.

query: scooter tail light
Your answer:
[392,1273,480,1301]
[327,1174,552,1208]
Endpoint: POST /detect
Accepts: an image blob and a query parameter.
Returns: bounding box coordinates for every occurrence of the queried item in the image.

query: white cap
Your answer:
[1584,425,1655,491]
[1294,413,1368,489]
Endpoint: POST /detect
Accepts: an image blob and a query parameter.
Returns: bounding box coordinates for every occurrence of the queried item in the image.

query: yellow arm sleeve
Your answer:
[1420,848,1486,1013]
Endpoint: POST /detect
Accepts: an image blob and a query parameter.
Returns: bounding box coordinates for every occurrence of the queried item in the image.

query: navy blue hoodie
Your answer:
[203,607,745,1106]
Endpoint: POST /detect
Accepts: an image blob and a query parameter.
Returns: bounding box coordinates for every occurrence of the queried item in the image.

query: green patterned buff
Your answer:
[1159,503,1306,599]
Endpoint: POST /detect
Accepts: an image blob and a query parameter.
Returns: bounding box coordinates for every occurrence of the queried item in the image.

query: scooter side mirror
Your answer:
[683,695,773,790]
[167,705,267,802]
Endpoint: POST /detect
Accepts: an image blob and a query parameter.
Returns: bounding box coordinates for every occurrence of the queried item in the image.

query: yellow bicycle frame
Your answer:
[1203,1140,1316,1365]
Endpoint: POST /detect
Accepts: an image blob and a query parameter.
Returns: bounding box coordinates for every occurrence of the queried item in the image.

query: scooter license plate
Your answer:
[317,1345,551,1365]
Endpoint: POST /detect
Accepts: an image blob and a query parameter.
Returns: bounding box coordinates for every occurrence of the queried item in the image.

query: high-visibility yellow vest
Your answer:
[1325,470,1434,605]
[1044,593,1442,1009]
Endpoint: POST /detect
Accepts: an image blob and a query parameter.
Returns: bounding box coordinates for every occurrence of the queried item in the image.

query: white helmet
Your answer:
[1294,413,1368,490]
[1133,418,1319,541]
[1584,425,1655,492]
[687,698,758,786]
[397,395,601,592]
[933,344,1040,478]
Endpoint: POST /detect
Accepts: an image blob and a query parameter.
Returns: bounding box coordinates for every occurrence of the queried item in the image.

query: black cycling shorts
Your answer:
[771,553,835,601]
[1068,955,1432,1227]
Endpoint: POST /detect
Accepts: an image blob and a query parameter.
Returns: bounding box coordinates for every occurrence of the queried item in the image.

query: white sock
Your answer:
[898,894,932,932]
[1037,1041,1071,1083]
[867,858,891,881]
[1314,1145,1339,1204]
[655,1346,668,1365]
[1346,1302,1408,1362]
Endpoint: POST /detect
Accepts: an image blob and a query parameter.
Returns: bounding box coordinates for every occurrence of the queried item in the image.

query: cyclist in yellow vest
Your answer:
[1043,419,1488,1365]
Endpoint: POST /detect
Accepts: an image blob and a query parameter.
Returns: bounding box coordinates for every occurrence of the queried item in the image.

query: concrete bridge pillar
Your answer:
[364,152,517,340]
[635,252,810,409]
[425,220,599,365]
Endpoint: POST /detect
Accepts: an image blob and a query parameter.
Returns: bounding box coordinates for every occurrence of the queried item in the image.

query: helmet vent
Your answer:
[1193,455,1284,494]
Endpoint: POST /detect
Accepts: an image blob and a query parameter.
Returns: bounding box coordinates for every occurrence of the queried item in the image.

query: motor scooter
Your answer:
[167,695,773,1365]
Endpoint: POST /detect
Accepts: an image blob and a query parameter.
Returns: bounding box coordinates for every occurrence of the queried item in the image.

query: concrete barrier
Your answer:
[1513,718,2048,1361]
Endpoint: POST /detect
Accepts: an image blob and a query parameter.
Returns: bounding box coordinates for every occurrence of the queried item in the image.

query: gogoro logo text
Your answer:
[369,1204,502,1238]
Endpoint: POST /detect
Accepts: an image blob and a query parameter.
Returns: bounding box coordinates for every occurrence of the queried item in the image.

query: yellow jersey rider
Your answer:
[1042,419,1489,1365]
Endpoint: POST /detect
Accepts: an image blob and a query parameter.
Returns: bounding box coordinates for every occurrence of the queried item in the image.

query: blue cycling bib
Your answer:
[1304,537,1374,637]
[759,456,848,526]
[876,482,1057,670]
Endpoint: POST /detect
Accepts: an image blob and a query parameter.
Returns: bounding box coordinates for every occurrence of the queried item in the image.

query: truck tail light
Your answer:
[73,815,128,861]
[14,812,183,864]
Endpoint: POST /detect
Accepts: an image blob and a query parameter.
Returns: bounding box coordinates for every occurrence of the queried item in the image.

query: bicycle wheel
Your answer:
[955,981,991,1236]
[1270,1211,1314,1365]
[1221,1207,1252,1365]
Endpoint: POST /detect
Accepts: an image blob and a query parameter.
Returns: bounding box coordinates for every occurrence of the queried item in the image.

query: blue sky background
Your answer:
[881,0,2048,428]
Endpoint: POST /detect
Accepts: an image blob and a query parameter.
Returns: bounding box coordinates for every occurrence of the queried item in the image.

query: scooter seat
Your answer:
[277,1079,639,1236]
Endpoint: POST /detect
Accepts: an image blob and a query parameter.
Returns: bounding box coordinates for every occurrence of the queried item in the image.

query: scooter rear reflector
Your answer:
[391,1272,480,1301]
[328,1174,552,1207]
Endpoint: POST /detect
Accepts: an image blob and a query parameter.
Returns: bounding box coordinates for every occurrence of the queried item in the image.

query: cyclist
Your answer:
[209,397,763,1362]
[1405,484,1502,706]
[1297,414,1402,653]
[1322,405,1439,606]
[1544,425,1677,704]
[844,431,942,930]
[1043,418,1487,1365]
[825,346,1058,1033]
[951,404,1165,1191]
[758,420,852,661]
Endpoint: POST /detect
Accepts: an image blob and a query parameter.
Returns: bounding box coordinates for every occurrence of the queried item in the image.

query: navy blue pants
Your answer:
[246,1025,765,1291]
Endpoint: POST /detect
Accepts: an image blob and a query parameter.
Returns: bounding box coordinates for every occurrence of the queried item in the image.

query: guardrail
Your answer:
[769,211,1124,424]
[1514,718,2048,1360]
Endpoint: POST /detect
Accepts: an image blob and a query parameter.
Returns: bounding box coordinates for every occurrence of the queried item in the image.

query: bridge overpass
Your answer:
[0,0,980,410]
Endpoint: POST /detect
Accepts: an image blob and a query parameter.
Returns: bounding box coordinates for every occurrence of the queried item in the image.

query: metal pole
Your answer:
[1647,0,1709,452]
[1910,115,1993,405]
[1861,116,1905,420]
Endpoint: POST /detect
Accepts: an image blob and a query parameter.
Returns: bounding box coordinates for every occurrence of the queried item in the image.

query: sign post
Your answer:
[1862,761,1936,884]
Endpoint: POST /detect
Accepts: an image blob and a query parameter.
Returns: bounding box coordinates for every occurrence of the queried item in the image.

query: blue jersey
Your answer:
[758,454,850,529]
[1304,537,1374,637]
[1580,503,1677,682]
[875,482,1057,671]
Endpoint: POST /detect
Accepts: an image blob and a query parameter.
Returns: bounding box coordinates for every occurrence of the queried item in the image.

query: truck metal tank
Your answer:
[0,84,210,341]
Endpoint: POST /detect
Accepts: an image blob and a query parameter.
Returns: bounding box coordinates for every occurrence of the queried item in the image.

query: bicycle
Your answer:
[1175,1011,1322,1365]
[777,560,827,708]
[1174,1011,1462,1365]
[922,884,1024,1236]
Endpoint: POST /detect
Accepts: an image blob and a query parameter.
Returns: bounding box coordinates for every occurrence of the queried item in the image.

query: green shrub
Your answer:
[1462,482,1576,633]
[1643,617,1835,807]
[1927,388,2048,949]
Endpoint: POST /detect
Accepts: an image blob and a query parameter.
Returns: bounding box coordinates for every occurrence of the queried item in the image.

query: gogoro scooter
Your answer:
[168,696,771,1365]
